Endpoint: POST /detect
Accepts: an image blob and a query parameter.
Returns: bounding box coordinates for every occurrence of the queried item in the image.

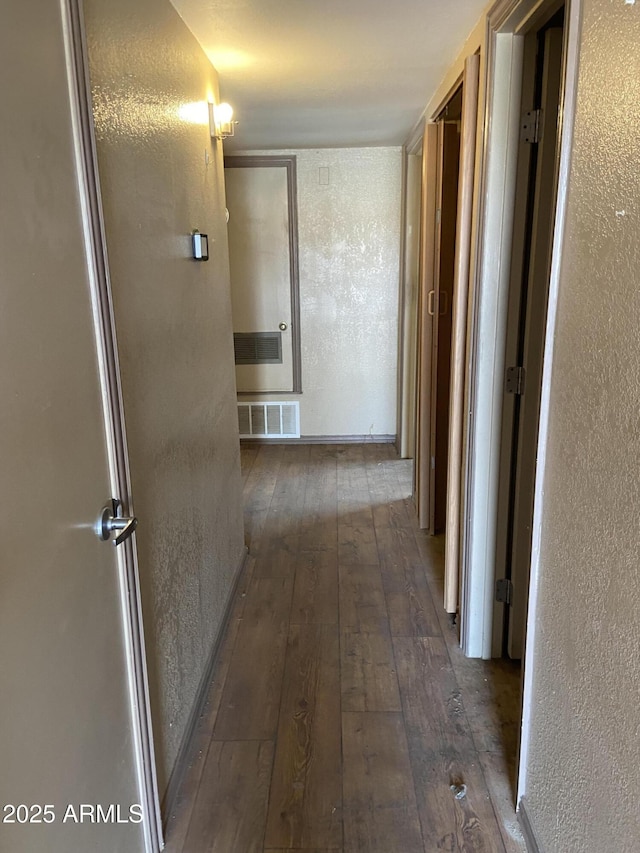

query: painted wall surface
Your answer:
[232,147,402,437]
[523,1,640,849]
[84,0,245,796]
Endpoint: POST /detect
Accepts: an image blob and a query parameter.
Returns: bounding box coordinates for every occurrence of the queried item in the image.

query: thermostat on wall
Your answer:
[191,230,209,261]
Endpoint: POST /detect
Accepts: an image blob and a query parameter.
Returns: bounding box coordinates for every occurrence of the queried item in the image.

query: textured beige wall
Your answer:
[233,147,402,437]
[523,1,640,849]
[84,0,245,796]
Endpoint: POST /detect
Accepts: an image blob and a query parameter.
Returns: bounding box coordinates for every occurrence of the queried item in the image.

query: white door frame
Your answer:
[62,1,163,848]
[461,0,582,664]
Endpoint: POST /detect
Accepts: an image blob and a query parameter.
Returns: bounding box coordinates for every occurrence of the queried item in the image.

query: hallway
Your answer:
[165,444,525,852]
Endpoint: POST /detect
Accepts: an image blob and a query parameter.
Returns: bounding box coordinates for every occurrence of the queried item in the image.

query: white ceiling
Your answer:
[170,0,486,151]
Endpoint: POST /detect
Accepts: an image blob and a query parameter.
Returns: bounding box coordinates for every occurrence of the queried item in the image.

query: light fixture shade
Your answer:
[209,101,235,139]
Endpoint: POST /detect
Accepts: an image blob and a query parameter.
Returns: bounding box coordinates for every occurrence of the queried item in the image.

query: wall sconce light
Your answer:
[209,101,235,140]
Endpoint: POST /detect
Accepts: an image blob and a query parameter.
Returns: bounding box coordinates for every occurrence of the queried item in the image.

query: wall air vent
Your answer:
[233,331,282,365]
[237,401,300,439]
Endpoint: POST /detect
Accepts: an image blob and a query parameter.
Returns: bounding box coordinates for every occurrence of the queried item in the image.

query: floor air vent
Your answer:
[238,401,300,439]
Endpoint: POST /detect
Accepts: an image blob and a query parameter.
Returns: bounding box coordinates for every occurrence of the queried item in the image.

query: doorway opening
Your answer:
[404,55,479,629]
[413,86,463,538]
[483,3,567,807]
[495,6,565,661]
[430,89,462,535]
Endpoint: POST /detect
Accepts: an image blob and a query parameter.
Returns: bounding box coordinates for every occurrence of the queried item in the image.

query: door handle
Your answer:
[96,499,138,546]
[427,290,435,316]
[279,322,288,331]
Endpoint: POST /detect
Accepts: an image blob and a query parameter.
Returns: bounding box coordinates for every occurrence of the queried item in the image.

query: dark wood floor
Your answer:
[164,444,526,853]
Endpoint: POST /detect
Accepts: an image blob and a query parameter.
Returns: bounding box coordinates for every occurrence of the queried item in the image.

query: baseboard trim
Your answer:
[518,798,544,853]
[160,547,249,830]
[241,434,397,445]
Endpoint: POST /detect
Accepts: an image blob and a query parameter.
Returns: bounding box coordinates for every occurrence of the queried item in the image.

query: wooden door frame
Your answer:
[444,54,480,616]
[225,155,302,394]
[63,1,163,848]
[415,75,467,532]
[396,116,426,462]
[428,119,447,534]
[396,134,423,460]
[414,58,479,577]
[414,122,438,528]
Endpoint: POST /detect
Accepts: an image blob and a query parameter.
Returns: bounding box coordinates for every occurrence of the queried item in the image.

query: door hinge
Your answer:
[495,578,513,605]
[521,109,542,144]
[436,208,442,225]
[505,365,526,395]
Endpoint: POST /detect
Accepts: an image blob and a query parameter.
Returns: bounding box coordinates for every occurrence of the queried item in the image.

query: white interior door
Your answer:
[226,160,298,393]
[0,3,156,851]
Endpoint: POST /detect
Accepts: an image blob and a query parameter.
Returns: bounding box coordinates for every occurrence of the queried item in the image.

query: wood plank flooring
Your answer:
[164,444,526,853]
